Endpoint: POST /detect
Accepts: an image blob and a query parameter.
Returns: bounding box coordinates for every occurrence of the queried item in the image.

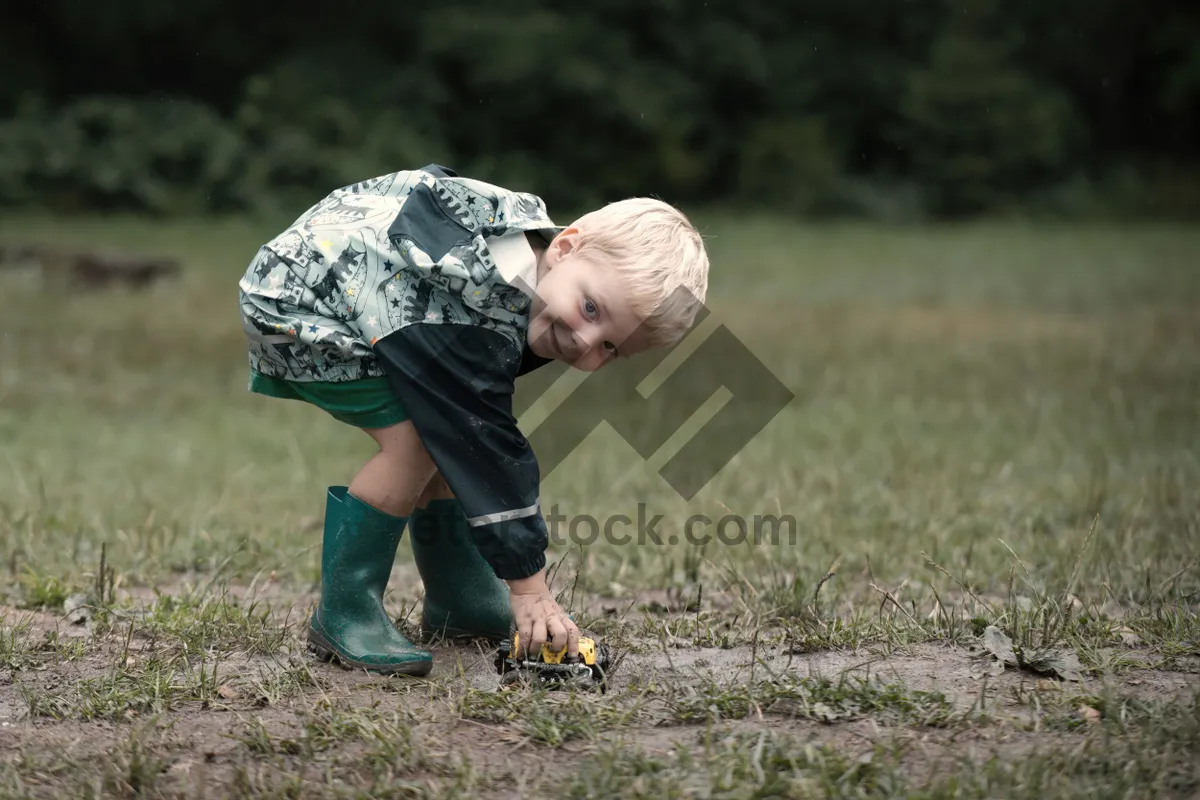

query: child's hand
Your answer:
[507,570,580,659]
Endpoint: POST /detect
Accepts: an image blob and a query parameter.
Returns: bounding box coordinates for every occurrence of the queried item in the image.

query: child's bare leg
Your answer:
[415,471,455,508]
[349,421,439,516]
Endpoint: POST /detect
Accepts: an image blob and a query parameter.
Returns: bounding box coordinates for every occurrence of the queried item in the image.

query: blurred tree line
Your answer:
[1,0,1197,219]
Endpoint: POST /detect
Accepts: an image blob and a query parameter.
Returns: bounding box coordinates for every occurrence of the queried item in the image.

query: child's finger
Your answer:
[566,620,581,658]
[515,602,535,657]
[547,615,569,655]
[518,616,534,657]
[529,616,548,659]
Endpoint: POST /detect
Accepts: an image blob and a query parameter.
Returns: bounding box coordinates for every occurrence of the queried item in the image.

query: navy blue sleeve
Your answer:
[517,344,553,376]
[372,324,548,581]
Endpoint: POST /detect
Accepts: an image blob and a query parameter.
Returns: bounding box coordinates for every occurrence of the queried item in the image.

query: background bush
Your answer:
[2,0,1197,219]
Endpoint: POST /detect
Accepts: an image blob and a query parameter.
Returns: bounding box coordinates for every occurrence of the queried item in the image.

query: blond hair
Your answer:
[566,198,709,349]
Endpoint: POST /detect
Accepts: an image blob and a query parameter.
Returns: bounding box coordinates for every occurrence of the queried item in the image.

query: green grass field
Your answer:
[1,212,1198,798]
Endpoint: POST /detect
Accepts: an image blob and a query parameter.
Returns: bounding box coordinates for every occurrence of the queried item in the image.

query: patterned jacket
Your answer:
[238,165,562,580]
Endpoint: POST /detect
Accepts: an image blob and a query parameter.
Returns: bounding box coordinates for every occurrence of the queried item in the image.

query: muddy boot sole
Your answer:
[307,625,433,677]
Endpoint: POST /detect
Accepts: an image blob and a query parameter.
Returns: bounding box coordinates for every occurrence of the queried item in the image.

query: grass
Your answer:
[660,672,962,727]
[0,615,87,671]
[0,720,178,800]
[456,682,650,746]
[560,690,1200,799]
[123,588,297,658]
[0,210,1197,797]
[17,647,226,722]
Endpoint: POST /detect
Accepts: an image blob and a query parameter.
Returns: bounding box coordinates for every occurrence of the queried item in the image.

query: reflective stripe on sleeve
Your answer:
[467,502,541,527]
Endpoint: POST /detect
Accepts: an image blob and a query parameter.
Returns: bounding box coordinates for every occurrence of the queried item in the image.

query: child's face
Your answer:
[526,228,650,372]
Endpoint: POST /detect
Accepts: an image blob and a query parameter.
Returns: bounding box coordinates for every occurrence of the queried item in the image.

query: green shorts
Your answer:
[249,371,410,429]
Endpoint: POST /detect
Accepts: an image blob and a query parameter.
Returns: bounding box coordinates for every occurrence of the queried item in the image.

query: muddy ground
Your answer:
[2,583,1197,799]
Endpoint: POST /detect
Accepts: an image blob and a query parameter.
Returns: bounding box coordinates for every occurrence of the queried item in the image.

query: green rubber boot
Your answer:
[307,487,433,676]
[409,499,513,642]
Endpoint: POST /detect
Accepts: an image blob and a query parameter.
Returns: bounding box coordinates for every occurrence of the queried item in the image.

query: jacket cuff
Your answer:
[469,515,549,581]
[492,549,548,582]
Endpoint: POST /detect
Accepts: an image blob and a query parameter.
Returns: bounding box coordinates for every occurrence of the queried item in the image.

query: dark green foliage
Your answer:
[897,0,1079,216]
[1,0,1197,218]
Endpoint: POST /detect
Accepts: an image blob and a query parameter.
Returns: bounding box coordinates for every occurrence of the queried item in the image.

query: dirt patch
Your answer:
[3,590,1198,797]
[602,640,1195,705]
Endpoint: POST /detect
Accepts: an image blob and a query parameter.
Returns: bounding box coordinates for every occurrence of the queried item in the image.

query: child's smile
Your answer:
[525,227,651,371]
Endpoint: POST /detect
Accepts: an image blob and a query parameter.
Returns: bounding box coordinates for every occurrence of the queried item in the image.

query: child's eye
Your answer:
[584,299,597,317]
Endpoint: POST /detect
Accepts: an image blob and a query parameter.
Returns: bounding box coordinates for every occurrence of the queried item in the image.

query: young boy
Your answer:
[237,164,709,676]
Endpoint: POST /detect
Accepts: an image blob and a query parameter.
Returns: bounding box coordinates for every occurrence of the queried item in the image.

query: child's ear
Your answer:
[550,227,580,260]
